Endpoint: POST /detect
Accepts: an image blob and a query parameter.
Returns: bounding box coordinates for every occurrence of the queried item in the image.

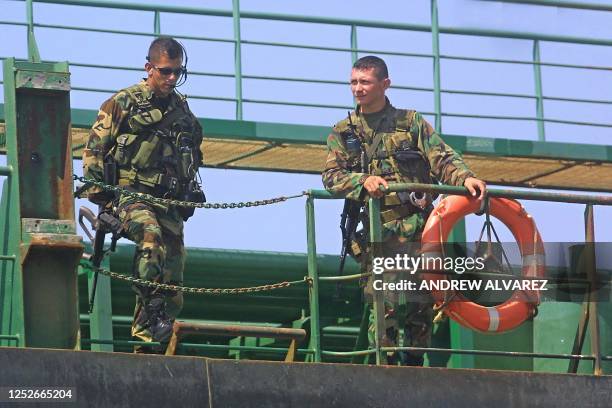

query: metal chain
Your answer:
[84,262,311,295]
[73,175,306,208]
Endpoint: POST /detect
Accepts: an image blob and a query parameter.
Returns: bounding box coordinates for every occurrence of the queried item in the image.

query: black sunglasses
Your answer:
[152,65,186,76]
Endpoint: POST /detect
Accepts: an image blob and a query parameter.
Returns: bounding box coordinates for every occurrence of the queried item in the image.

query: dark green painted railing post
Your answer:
[350,24,358,64]
[306,195,322,362]
[448,218,475,369]
[584,204,602,375]
[431,0,442,133]
[232,0,244,120]
[25,0,41,62]
[153,10,161,35]
[533,40,546,141]
[86,256,114,352]
[368,197,386,365]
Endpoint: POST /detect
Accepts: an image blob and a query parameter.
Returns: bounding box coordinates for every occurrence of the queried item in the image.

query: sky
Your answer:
[0,0,611,257]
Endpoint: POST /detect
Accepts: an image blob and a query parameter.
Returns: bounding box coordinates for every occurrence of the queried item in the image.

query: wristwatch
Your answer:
[358,174,369,184]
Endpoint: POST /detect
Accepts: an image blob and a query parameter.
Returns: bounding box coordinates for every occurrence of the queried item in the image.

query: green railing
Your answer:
[0,165,17,347]
[307,183,612,373]
[1,0,612,139]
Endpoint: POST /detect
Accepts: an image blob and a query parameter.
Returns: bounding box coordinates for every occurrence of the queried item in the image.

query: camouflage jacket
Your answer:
[82,80,203,207]
[322,99,475,240]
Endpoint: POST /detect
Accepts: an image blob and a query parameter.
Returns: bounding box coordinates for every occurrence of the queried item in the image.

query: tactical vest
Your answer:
[340,107,433,184]
[111,84,203,198]
[339,106,435,222]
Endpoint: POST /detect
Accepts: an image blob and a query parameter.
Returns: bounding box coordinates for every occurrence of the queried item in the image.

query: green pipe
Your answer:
[544,95,612,105]
[153,10,160,35]
[322,326,360,335]
[232,0,243,120]
[323,346,606,361]
[431,0,442,133]
[242,98,351,110]
[242,39,433,58]
[0,255,16,261]
[381,346,600,361]
[34,22,236,43]
[309,186,612,205]
[25,0,41,62]
[80,314,286,327]
[306,196,322,362]
[323,349,376,357]
[318,273,367,282]
[479,0,612,12]
[533,40,546,141]
[440,112,612,128]
[441,53,612,72]
[83,339,314,354]
[350,24,358,64]
[0,21,29,27]
[385,183,612,205]
[176,343,314,354]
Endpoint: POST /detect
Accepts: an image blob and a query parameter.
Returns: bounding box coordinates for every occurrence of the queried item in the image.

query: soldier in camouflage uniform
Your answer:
[322,56,486,365]
[83,37,204,352]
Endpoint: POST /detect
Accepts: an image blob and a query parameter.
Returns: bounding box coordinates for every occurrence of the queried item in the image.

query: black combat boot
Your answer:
[144,296,175,343]
[400,352,424,367]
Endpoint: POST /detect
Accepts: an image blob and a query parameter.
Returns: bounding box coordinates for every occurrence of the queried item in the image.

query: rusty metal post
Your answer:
[1,58,83,349]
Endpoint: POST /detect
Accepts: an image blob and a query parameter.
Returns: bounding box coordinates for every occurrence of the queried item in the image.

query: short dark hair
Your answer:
[147,37,183,63]
[353,56,388,80]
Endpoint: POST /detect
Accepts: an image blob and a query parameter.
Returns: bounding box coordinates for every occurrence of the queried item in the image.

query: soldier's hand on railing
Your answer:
[363,176,388,198]
[464,177,487,200]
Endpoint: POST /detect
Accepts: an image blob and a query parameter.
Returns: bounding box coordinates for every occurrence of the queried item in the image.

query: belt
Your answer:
[380,205,418,223]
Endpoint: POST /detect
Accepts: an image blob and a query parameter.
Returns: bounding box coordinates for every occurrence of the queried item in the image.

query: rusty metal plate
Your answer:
[15,70,70,91]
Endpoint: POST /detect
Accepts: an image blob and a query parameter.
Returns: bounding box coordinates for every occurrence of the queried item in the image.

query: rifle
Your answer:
[337,111,367,277]
[338,199,363,276]
[79,206,123,313]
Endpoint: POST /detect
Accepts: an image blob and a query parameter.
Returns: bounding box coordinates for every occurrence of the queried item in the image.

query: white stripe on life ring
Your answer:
[522,254,546,267]
[487,307,500,332]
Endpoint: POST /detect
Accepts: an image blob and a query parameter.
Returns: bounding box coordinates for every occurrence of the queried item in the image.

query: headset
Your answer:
[146,39,189,88]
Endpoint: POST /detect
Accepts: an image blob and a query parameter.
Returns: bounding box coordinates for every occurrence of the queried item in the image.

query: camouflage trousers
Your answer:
[117,199,186,346]
[364,237,433,366]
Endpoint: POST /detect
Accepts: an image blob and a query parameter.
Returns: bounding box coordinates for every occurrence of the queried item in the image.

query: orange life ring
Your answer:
[420,195,545,333]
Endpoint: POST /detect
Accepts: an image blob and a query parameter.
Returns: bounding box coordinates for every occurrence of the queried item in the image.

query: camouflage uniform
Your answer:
[83,80,203,348]
[322,98,474,365]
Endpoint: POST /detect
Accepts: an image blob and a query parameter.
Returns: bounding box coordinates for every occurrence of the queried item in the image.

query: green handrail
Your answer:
[4,0,612,135]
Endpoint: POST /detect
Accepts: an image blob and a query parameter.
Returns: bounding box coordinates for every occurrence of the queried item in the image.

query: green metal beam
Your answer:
[3,105,607,163]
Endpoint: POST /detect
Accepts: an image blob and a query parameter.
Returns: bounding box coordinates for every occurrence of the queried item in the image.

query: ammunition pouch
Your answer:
[177,180,206,221]
[118,169,180,198]
[348,229,368,264]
